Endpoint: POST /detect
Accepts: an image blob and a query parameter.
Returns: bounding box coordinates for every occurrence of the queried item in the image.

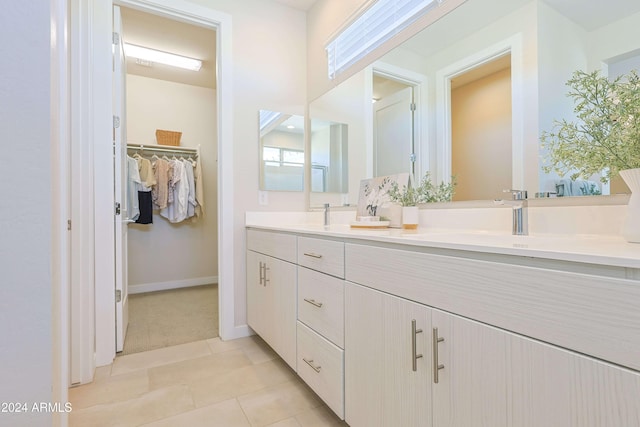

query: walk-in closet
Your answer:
[119,6,219,355]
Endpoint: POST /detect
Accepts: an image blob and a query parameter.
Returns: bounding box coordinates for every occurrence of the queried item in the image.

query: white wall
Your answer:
[126,74,218,289]
[0,2,55,426]
[187,0,307,327]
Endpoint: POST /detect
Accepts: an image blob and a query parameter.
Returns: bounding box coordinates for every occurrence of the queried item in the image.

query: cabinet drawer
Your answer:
[247,229,296,263]
[298,267,344,348]
[297,321,344,419]
[297,236,344,278]
[346,243,640,371]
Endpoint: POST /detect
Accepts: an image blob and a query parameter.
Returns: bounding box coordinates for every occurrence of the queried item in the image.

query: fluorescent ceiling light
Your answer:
[124,43,202,71]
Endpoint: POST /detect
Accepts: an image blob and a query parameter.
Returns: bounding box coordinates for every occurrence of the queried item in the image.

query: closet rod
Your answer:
[126,143,199,156]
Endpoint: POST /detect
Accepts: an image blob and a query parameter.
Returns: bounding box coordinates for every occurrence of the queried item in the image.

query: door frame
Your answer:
[71,0,236,378]
[371,62,428,180]
[435,34,524,189]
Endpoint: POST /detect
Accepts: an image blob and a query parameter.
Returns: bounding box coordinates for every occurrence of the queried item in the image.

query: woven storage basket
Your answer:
[155,129,182,146]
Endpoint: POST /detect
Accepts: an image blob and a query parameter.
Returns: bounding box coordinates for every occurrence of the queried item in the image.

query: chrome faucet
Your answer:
[323,203,330,227]
[496,190,528,235]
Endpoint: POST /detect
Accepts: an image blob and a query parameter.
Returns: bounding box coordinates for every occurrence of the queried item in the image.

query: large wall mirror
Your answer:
[259,109,305,192]
[308,0,640,206]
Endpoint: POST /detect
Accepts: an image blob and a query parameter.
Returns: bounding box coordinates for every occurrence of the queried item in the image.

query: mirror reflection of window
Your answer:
[259,110,304,192]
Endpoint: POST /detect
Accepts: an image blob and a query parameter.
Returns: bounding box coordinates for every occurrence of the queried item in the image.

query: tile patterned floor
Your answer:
[69,336,349,427]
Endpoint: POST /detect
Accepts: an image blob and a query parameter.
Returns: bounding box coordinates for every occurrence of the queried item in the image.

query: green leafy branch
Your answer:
[541,69,640,182]
[387,172,457,206]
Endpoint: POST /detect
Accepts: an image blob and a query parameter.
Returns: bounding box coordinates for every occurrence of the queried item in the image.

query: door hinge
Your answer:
[112,32,120,45]
[410,153,417,163]
[410,102,416,112]
[113,115,121,129]
[116,290,122,303]
[115,202,121,216]
[67,219,72,231]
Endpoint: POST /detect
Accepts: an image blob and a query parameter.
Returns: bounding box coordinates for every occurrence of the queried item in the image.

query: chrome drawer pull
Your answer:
[303,358,322,373]
[412,319,423,372]
[303,252,323,259]
[432,327,445,383]
[303,298,323,308]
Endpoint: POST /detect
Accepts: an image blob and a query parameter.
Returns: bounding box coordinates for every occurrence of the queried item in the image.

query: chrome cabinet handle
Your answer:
[303,252,323,259]
[432,327,445,383]
[303,298,323,308]
[412,319,423,372]
[263,264,270,285]
[258,262,269,286]
[303,358,321,373]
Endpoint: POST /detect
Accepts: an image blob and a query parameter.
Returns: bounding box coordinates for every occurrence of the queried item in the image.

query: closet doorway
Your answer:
[450,54,512,201]
[118,6,219,355]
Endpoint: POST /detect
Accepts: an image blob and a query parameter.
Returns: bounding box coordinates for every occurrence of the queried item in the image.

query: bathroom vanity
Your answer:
[246,223,640,426]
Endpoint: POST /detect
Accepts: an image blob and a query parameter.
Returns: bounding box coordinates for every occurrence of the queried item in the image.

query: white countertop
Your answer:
[246,223,640,269]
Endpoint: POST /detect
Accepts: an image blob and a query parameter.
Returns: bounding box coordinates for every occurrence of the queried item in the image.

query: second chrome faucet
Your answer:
[496,189,528,235]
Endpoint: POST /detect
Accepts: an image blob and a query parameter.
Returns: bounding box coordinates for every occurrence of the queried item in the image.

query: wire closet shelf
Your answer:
[126,143,200,157]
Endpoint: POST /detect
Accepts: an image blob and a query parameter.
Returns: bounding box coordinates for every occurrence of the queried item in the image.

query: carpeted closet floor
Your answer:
[120,284,218,356]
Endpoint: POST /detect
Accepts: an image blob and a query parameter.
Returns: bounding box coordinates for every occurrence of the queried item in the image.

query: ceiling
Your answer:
[542,0,640,31]
[120,0,640,90]
[400,0,640,61]
[120,6,216,89]
[272,0,319,11]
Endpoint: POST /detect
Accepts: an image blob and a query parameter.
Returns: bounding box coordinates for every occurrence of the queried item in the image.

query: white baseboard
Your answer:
[129,276,218,294]
[219,324,252,341]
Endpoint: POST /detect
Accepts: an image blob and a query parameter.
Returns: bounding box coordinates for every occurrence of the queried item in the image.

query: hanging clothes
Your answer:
[126,156,141,221]
[152,158,170,210]
[194,156,205,218]
[160,159,189,223]
[182,158,197,219]
[135,156,156,224]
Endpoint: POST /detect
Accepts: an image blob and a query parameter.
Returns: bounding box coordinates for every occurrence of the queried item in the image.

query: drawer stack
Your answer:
[296,236,345,419]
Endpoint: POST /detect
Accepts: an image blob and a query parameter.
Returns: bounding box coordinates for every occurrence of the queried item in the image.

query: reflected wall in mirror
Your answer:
[308,0,640,206]
[309,69,369,207]
[310,118,349,193]
[259,109,304,192]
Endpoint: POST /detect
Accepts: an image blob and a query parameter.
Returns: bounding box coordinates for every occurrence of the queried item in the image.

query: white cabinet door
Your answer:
[432,309,511,427]
[246,250,297,369]
[432,309,640,427]
[509,329,640,427]
[247,251,271,342]
[345,282,431,427]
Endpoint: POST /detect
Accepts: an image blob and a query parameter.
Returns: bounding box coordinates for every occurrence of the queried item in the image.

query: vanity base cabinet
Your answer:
[345,282,432,427]
[246,250,297,369]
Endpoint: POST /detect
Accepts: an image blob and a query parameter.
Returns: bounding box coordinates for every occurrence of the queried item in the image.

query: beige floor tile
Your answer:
[148,349,252,390]
[69,384,194,427]
[206,336,256,354]
[141,398,251,427]
[237,380,323,426]
[267,418,302,427]
[295,406,348,427]
[69,369,149,410]
[112,340,212,376]
[191,358,298,408]
[92,365,113,383]
[241,337,280,364]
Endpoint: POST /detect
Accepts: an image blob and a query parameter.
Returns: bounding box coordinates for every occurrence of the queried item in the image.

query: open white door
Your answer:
[113,5,129,353]
[373,86,415,177]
